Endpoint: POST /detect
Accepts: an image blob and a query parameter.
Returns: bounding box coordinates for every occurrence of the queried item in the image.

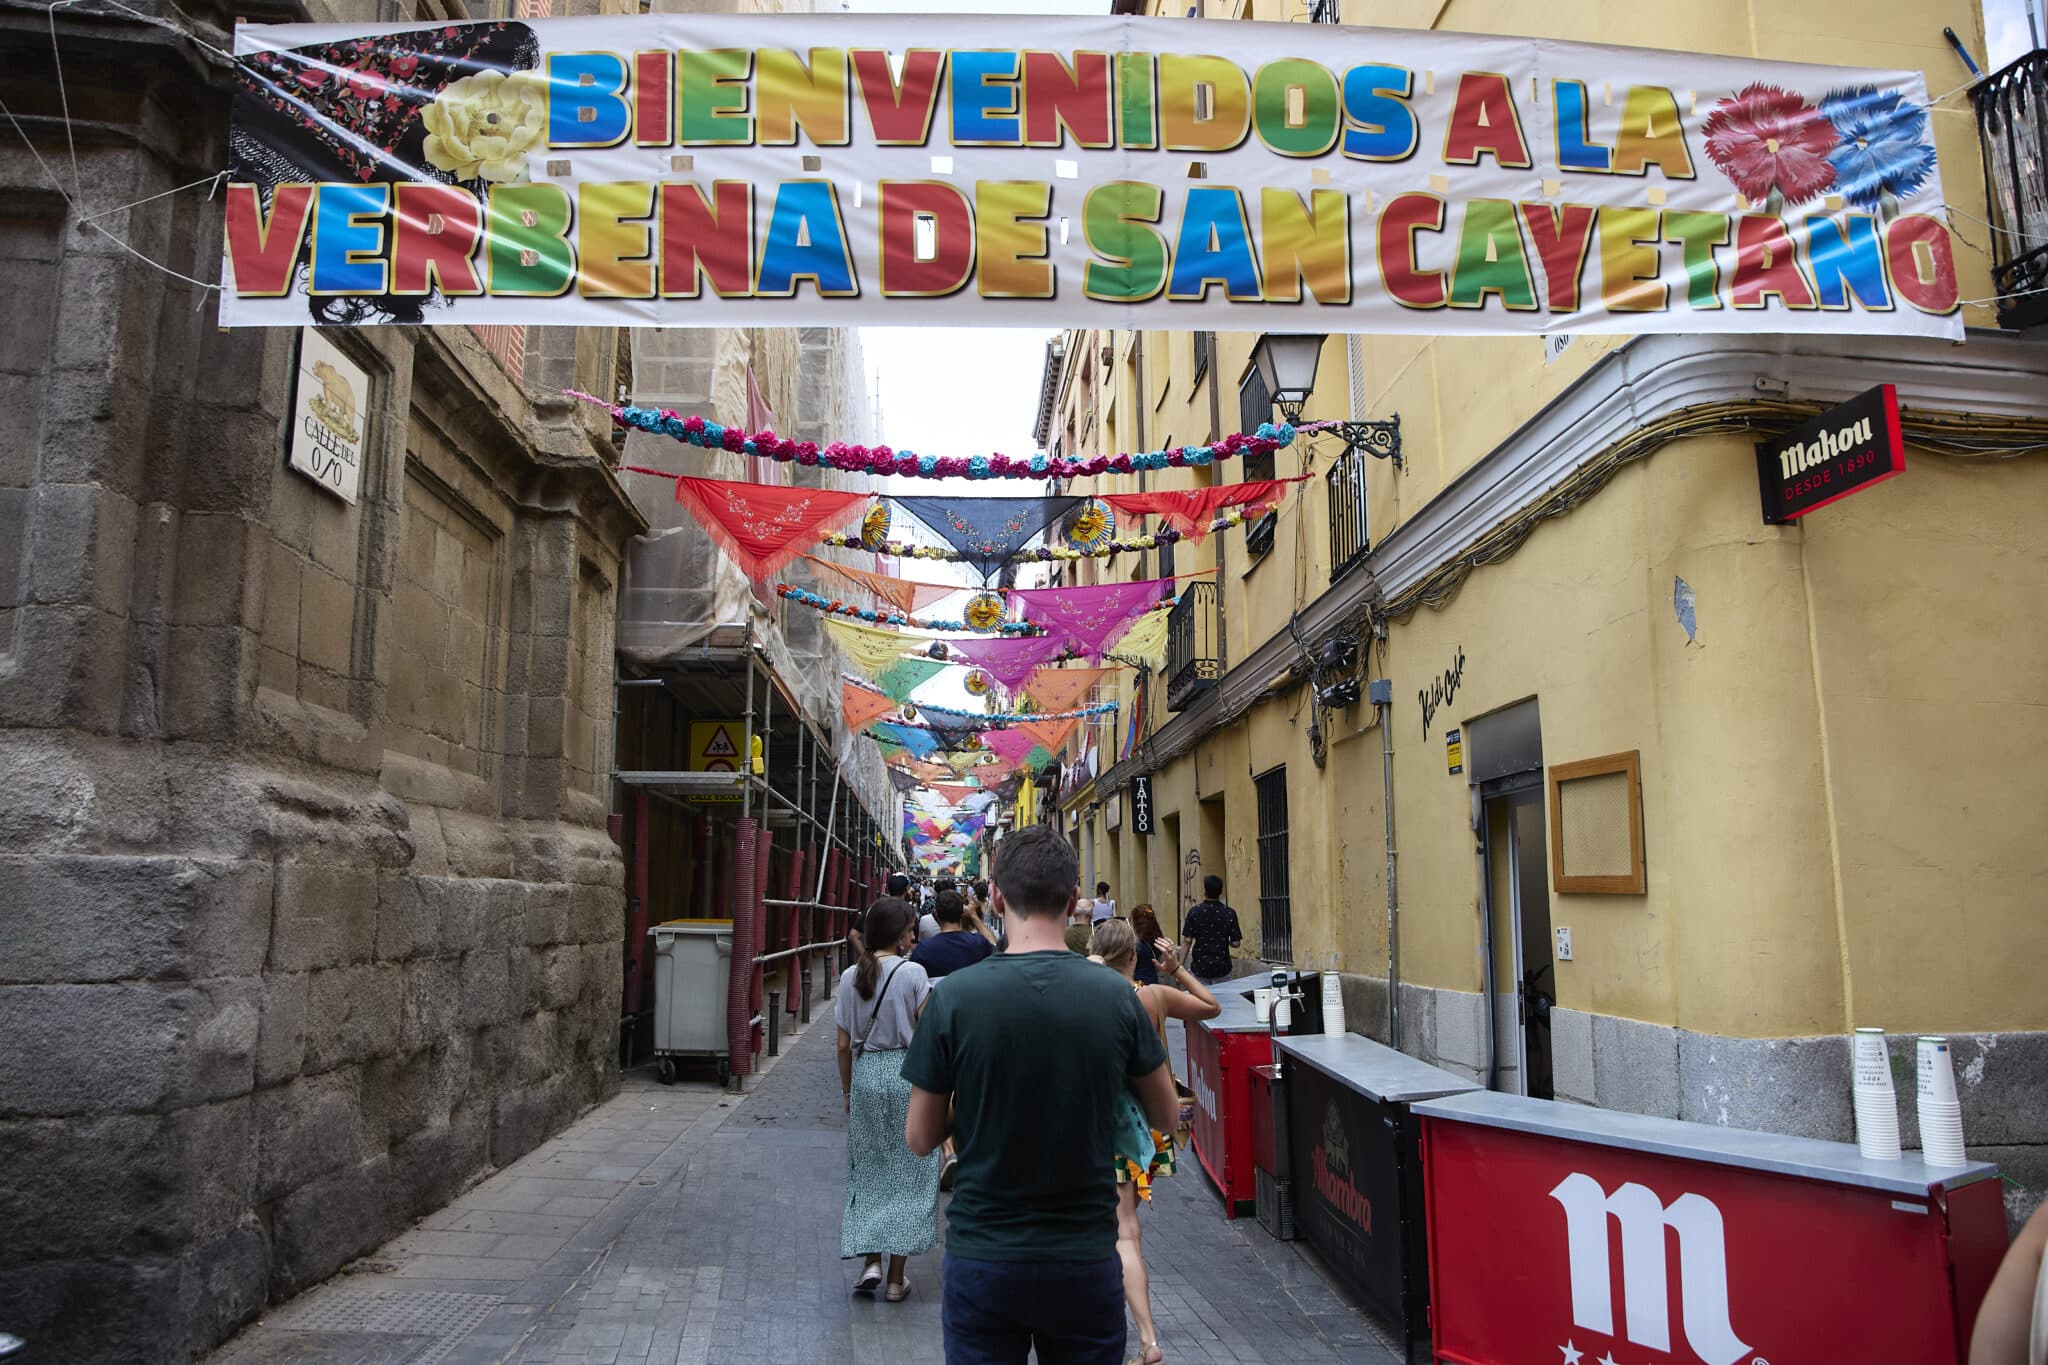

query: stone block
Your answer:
[298,564,357,675]
[255,971,307,1086]
[0,979,256,1118]
[389,1104,489,1222]
[302,963,403,1074]
[1395,982,1437,1064]
[374,876,441,962]
[1550,1006,1596,1105]
[269,1153,397,1296]
[269,862,379,972]
[568,881,621,945]
[173,1215,272,1358]
[525,884,570,947]
[0,854,270,983]
[534,944,587,1011]
[0,1252,188,1365]
[0,603,128,732]
[400,957,464,1055]
[460,946,518,1027]
[1972,1144,2048,1234]
[516,1009,565,1084]
[1952,1031,2048,1147]
[362,1048,435,1148]
[0,1111,189,1258]
[23,481,138,614]
[169,511,256,628]
[1593,1013,1680,1119]
[421,1032,474,1118]
[469,1022,521,1099]
[1433,987,1486,1071]
[253,1067,364,1203]
[163,624,249,741]
[441,810,516,878]
[1678,1031,1853,1141]
[489,1074,574,1167]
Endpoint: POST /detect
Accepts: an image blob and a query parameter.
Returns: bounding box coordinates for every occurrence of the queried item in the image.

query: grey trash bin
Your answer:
[648,919,733,1084]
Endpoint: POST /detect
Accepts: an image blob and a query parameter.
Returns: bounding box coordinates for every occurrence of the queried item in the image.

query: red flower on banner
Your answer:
[388,53,419,79]
[1703,83,1839,207]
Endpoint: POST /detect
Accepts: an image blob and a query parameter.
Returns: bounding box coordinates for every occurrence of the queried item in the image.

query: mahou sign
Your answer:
[1756,383,1906,523]
[1418,1093,2007,1365]
[222,13,1959,335]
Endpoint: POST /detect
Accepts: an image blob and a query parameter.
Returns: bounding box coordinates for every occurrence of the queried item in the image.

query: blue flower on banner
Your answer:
[969,456,990,478]
[1819,86,1936,214]
[1029,453,1048,473]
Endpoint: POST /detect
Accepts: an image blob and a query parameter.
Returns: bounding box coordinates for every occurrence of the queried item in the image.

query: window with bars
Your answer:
[1237,368,1277,557]
[1255,766,1291,961]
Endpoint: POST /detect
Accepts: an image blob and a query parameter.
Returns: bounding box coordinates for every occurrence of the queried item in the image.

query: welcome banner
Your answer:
[222,12,1960,336]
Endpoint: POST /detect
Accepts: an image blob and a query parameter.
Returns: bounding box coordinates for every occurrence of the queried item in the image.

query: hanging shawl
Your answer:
[843,681,900,736]
[871,721,939,758]
[983,728,1045,772]
[948,633,1073,691]
[895,494,1082,578]
[944,752,991,777]
[1108,609,1170,670]
[1010,578,1174,661]
[1022,665,1118,714]
[923,714,983,751]
[886,767,921,795]
[910,759,954,782]
[1102,478,1306,543]
[802,554,963,615]
[671,476,869,581]
[1016,717,1079,752]
[932,782,981,805]
[874,655,949,704]
[824,617,921,678]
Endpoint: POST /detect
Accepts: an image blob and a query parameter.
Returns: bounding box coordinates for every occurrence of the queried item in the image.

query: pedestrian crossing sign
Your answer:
[689,721,744,802]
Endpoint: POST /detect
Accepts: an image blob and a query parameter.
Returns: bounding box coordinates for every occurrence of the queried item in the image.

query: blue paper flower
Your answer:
[969,456,991,478]
[918,454,937,475]
[1028,453,1048,473]
[702,422,725,447]
[1819,85,1936,213]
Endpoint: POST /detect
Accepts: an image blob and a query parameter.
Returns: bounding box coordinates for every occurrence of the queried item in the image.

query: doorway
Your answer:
[1467,701,1555,1099]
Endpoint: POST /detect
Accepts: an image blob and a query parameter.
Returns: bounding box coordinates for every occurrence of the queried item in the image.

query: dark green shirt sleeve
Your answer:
[1124,989,1168,1079]
[901,988,952,1094]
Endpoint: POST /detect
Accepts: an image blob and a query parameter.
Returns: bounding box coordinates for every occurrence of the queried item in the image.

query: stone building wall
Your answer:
[0,4,645,1360]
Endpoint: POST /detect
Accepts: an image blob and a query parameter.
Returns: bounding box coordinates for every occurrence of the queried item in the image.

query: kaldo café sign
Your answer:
[1756,384,1905,524]
[1416,1092,2006,1365]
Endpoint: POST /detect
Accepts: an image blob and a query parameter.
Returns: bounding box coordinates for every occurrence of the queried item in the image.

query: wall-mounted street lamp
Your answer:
[1248,333,1405,473]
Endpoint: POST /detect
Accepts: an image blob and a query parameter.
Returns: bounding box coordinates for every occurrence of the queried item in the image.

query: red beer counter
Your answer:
[1186,995,1274,1218]
[1415,1089,2007,1365]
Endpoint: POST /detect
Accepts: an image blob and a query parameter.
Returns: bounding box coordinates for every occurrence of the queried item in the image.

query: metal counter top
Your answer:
[1413,1089,1999,1197]
[1273,1033,1482,1105]
[1197,990,1274,1035]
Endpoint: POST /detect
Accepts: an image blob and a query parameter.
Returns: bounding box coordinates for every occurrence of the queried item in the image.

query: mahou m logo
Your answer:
[1311,1101,1371,1234]
[1548,1173,1752,1365]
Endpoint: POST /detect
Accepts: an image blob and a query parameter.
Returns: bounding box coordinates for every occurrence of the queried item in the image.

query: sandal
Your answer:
[1126,1342,1163,1365]
[884,1277,913,1303]
[852,1263,883,1296]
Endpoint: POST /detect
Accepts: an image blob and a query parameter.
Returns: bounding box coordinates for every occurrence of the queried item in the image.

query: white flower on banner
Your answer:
[421,71,547,183]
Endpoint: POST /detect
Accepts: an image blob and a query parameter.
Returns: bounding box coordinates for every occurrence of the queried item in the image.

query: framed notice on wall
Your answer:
[287,330,368,505]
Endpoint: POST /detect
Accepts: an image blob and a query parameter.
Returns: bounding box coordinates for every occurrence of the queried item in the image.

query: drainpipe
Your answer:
[728,818,757,1084]
[1380,696,1401,1052]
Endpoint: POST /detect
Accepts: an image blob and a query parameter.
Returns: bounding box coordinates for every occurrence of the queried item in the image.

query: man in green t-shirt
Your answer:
[905,825,1177,1364]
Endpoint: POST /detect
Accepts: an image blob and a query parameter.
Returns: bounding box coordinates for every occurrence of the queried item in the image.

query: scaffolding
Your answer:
[613,632,898,1086]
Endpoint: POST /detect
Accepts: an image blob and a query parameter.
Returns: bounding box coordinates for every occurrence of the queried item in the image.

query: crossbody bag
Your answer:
[851,960,906,1058]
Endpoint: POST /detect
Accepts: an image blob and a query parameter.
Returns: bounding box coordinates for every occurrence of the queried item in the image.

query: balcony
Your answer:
[1327,450,1371,582]
[1974,49,2048,330]
[1167,580,1223,712]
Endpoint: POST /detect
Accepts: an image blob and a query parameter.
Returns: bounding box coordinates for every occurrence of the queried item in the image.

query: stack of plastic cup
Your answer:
[1254,987,1274,1024]
[1917,1036,1968,1167]
[1852,1027,1902,1161]
[1321,972,1346,1037]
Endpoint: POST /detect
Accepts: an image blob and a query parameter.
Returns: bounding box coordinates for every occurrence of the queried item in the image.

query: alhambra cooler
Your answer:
[1273,1033,1477,1355]
[1415,1089,2006,1365]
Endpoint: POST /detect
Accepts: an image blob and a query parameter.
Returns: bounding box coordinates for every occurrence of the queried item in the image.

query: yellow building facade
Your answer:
[1048,0,2048,1217]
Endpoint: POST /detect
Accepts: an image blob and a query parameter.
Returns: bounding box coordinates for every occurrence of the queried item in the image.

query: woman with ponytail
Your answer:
[835,896,939,1302]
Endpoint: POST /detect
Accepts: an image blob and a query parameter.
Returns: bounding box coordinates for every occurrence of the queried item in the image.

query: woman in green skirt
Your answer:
[835,896,940,1302]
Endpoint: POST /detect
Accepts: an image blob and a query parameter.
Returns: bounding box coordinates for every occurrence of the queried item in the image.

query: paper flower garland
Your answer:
[963,592,1007,632]
[583,396,1295,482]
[775,584,1042,635]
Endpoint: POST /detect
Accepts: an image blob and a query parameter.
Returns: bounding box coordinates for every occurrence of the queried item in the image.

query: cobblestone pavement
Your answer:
[211,1015,1401,1365]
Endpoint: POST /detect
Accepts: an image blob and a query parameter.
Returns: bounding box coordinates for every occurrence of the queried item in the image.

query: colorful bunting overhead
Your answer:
[778,584,1042,634]
[1108,609,1170,670]
[843,680,901,736]
[592,398,1296,482]
[870,721,939,758]
[1010,578,1176,660]
[823,617,921,678]
[894,495,1083,578]
[841,675,1117,723]
[886,767,920,795]
[802,553,963,615]
[1016,717,1079,753]
[983,728,1053,773]
[1102,476,1310,542]
[946,634,1077,691]
[873,655,948,703]
[667,476,869,582]
[1021,666,1119,714]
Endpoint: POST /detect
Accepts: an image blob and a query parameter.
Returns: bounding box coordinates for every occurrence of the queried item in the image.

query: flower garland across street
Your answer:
[820,503,1272,564]
[776,584,1042,634]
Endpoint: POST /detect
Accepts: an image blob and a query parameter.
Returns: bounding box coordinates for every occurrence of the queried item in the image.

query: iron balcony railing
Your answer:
[1326,450,1371,582]
[1974,49,2048,330]
[1166,579,1223,712]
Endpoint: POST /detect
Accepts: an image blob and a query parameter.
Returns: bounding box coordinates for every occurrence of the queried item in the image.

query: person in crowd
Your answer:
[960,896,998,947]
[904,825,1178,1364]
[1092,881,1116,924]
[911,891,993,980]
[849,872,913,956]
[971,879,997,939]
[919,876,957,942]
[1970,1200,2048,1364]
[1129,905,1164,985]
[1066,896,1097,954]
[1089,918,1220,1365]
[1180,875,1242,986]
[836,897,940,1303]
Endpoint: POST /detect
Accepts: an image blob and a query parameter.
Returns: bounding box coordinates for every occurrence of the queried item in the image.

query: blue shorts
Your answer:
[940,1254,1124,1365]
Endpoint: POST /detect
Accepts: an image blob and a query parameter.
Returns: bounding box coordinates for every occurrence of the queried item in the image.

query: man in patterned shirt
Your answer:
[1179,875,1241,985]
